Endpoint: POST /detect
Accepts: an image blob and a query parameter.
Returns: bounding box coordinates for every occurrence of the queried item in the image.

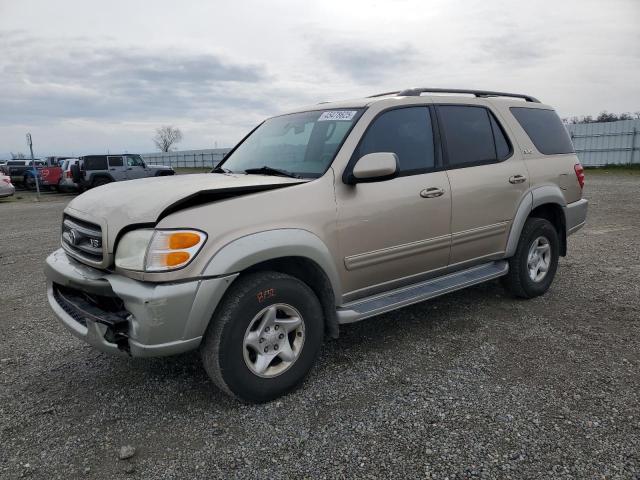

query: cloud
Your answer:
[0,33,271,124]
[311,39,419,82]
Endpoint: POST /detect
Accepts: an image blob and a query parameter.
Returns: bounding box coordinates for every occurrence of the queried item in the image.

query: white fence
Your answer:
[141,148,231,169]
[566,119,640,167]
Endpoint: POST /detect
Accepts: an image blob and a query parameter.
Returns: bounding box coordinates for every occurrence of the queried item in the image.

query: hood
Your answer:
[65,173,307,250]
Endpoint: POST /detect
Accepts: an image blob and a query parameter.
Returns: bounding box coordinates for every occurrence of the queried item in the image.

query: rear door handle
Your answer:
[420,187,445,198]
[509,174,527,184]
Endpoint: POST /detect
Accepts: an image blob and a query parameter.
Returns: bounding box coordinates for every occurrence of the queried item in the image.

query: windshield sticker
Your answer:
[318,110,358,121]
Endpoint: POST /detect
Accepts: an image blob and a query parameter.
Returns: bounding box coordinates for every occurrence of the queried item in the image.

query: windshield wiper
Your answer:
[244,166,302,179]
[212,165,232,173]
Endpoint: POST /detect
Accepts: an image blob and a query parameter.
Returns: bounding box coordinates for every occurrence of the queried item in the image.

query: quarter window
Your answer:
[356,107,435,174]
[438,105,510,167]
[510,107,574,155]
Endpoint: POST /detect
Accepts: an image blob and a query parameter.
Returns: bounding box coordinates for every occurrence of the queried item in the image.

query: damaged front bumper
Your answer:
[44,248,237,357]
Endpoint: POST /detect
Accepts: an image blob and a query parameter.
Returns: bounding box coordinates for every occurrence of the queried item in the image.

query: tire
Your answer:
[503,217,560,299]
[23,176,33,190]
[92,177,111,188]
[200,271,324,403]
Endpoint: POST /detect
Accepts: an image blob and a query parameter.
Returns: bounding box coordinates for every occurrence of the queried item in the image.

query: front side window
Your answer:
[438,105,505,167]
[126,155,144,167]
[510,107,574,155]
[220,109,363,178]
[355,106,435,174]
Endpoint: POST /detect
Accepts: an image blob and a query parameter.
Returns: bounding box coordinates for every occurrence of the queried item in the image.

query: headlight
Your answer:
[115,229,207,272]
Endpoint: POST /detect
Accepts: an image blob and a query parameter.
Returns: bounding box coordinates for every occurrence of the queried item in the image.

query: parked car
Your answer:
[57,158,80,192]
[0,173,15,198]
[70,154,174,189]
[45,88,588,402]
[0,160,45,188]
[39,156,74,190]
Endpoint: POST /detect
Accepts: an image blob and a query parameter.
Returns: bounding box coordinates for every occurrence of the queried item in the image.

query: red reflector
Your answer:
[574,163,585,189]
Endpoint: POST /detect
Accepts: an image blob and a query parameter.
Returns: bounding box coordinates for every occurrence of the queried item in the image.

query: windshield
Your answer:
[220,109,363,178]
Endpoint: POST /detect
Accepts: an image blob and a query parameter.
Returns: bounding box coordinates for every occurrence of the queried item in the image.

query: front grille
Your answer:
[61,215,103,263]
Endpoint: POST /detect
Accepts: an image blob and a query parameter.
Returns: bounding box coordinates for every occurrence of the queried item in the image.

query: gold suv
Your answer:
[45,88,588,402]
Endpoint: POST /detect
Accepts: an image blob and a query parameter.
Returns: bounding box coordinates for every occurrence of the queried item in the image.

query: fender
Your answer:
[201,229,343,301]
[504,184,567,258]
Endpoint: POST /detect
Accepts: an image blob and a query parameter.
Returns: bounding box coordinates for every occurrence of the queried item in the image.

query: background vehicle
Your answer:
[39,157,73,190]
[70,154,174,188]
[45,88,588,402]
[57,158,80,192]
[0,160,45,188]
[0,174,15,198]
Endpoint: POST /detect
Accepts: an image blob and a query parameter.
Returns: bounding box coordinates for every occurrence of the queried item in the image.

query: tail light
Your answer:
[66,171,73,178]
[574,163,585,189]
[1,177,11,185]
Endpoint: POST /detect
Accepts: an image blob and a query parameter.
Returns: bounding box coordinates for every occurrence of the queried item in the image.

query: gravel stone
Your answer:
[1,173,639,479]
[118,446,136,460]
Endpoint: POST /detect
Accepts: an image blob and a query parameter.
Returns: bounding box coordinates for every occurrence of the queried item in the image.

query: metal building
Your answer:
[566,119,640,167]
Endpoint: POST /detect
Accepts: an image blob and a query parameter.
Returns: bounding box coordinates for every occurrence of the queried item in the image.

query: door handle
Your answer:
[127,167,132,170]
[420,187,445,198]
[509,174,527,184]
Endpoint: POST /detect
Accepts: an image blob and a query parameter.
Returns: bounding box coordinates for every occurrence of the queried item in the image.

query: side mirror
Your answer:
[70,163,82,183]
[347,152,399,184]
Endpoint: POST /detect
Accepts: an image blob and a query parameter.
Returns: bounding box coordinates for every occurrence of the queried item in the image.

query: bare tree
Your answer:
[153,126,183,152]
[10,152,26,159]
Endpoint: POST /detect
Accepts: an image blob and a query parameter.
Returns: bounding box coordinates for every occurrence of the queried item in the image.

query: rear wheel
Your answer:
[23,176,33,190]
[503,217,559,298]
[200,271,324,403]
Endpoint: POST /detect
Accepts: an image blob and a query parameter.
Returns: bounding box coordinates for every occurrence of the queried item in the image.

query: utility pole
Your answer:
[26,133,41,200]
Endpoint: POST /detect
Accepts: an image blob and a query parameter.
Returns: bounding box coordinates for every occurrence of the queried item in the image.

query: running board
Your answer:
[336,261,509,324]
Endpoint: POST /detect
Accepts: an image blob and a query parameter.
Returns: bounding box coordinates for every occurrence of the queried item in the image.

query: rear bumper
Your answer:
[44,248,237,357]
[564,198,588,235]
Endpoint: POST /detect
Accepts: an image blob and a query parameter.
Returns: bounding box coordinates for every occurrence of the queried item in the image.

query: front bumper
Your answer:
[564,198,588,235]
[44,248,237,357]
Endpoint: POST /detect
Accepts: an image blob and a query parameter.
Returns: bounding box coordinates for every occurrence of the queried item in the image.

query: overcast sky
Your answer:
[1,0,638,157]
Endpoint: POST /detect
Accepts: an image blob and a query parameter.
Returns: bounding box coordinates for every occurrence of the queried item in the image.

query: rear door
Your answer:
[435,103,529,265]
[107,156,127,180]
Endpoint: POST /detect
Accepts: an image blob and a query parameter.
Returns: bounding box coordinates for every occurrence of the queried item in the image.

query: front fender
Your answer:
[201,229,342,300]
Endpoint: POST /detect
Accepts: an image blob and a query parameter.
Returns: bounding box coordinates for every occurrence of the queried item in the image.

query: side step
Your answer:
[336,261,509,324]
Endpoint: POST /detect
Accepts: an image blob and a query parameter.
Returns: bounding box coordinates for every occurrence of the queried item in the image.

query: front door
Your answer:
[125,154,148,179]
[435,104,529,265]
[336,106,451,300]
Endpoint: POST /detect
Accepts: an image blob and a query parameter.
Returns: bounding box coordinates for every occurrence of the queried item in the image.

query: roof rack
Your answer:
[368,88,540,103]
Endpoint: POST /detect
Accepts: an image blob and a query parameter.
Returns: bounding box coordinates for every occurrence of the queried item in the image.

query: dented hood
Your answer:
[64,173,306,251]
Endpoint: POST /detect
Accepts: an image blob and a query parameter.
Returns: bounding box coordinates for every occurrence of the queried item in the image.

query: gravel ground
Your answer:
[1,173,639,479]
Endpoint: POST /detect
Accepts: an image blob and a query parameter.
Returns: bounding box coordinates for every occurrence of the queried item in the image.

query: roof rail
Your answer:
[366,90,402,98]
[394,88,540,103]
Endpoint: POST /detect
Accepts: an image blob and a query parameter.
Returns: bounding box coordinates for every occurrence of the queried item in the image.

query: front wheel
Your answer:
[502,217,559,299]
[200,271,324,403]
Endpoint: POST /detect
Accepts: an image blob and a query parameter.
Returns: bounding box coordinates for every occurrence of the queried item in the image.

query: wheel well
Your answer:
[244,256,339,339]
[91,174,112,184]
[530,203,566,256]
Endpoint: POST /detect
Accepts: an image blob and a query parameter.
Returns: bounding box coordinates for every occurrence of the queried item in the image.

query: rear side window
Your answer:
[108,156,124,167]
[437,105,511,168]
[356,106,435,174]
[510,107,574,155]
[83,156,108,170]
